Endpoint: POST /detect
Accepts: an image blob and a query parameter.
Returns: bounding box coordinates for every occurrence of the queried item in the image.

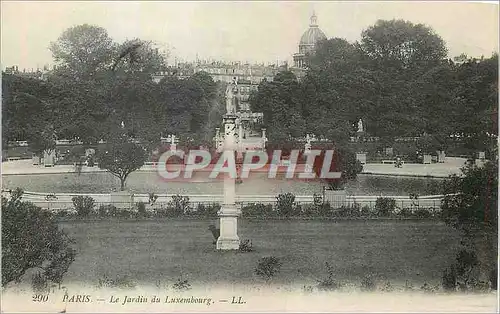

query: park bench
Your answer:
[381,160,395,164]
[7,157,21,161]
[381,159,405,165]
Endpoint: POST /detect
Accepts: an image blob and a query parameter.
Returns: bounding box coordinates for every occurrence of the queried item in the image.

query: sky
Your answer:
[1,1,499,70]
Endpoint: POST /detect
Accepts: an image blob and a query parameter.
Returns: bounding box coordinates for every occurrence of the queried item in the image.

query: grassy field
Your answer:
[3,172,444,195]
[58,219,461,289]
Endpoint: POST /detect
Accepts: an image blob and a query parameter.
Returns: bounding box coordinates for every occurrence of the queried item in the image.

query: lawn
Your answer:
[59,219,461,289]
[3,172,444,195]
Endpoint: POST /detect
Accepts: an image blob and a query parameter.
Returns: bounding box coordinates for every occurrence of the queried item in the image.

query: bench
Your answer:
[382,160,405,165]
[7,157,21,161]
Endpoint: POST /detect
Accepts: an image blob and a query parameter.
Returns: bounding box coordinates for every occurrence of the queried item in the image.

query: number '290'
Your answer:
[32,294,49,302]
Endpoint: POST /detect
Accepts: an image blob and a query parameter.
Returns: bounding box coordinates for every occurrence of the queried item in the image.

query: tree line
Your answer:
[250,19,498,156]
[2,24,225,153]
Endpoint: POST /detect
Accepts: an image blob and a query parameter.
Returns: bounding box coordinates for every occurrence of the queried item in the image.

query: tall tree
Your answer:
[359,19,448,140]
[1,75,69,154]
[451,54,498,155]
[360,19,447,70]
[49,24,116,80]
[304,38,375,144]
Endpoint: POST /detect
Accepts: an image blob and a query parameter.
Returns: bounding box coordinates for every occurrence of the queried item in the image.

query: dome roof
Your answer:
[299,13,327,47]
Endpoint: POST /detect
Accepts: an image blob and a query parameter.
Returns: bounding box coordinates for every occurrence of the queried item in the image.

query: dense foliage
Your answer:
[249,19,498,154]
[1,188,76,287]
[441,161,498,288]
[442,161,498,233]
[2,24,222,151]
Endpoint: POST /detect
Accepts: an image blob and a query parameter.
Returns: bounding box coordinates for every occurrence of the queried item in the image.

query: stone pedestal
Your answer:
[43,150,55,167]
[303,148,314,175]
[356,153,367,164]
[32,154,40,165]
[217,204,240,250]
[437,151,446,163]
[423,154,432,164]
[110,191,134,209]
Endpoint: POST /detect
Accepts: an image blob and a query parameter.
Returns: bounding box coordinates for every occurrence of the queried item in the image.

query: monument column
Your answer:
[217,83,241,250]
[304,134,313,173]
[238,119,243,151]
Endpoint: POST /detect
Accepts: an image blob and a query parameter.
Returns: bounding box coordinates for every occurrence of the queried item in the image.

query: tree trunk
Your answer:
[120,178,126,191]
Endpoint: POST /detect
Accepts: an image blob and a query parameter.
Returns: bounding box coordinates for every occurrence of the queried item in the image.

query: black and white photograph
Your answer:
[1,1,498,312]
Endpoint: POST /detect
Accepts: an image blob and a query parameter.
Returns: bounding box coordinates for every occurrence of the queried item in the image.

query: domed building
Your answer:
[293,12,327,69]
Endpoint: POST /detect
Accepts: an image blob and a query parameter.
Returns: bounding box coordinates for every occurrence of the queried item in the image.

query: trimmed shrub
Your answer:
[195,203,220,217]
[168,195,190,216]
[317,262,341,291]
[98,205,116,217]
[414,208,433,218]
[360,205,371,217]
[172,278,191,291]
[71,196,95,217]
[136,201,148,218]
[375,197,396,216]
[255,256,282,282]
[398,207,413,218]
[275,193,296,217]
[239,239,253,252]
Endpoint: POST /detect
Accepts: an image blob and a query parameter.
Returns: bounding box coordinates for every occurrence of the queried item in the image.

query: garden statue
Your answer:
[225,79,238,115]
[357,119,364,133]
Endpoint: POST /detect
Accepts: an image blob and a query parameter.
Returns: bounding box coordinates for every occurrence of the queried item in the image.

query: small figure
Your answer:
[395,157,403,168]
[208,224,220,245]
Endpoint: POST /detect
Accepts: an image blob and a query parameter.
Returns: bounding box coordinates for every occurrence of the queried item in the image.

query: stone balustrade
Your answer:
[5,190,448,212]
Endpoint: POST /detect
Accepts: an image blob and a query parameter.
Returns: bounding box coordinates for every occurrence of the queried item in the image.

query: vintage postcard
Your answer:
[1,1,498,312]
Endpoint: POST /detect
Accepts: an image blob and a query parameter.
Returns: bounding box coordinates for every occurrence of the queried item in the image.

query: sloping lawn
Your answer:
[60,219,461,288]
